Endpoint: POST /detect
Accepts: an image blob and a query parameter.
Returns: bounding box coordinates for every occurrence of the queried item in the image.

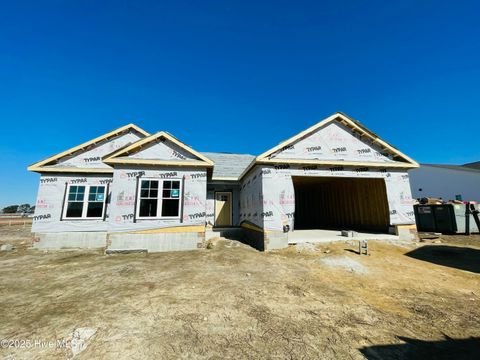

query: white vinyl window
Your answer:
[136,179,182,219]
[63,185,106,219]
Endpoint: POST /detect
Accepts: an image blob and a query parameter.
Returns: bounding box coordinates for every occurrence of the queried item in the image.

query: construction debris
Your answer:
[359,240,369,255]
[0,244,14,251]
[295,243,318,252]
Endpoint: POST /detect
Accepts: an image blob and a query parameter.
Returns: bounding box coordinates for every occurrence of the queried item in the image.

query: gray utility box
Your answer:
[414,204,479,234]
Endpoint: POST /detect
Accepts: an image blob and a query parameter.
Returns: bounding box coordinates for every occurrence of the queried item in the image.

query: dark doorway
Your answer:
[293,176,390,232]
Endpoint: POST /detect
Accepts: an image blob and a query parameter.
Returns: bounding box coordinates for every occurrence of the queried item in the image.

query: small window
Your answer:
[139,180,159,217]
[136,179,182,219]
[66,186,85,218]
[63,185,106,219]
[161,180,181,217]
[87,186,105,218]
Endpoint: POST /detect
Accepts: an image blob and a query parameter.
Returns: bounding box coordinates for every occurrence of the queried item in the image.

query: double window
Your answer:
[137,179,182,219]
[62,180,181,220]
[64,185,106,219]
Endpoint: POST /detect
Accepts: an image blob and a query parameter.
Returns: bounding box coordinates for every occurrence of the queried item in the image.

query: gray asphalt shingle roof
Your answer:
[202,152,255,179]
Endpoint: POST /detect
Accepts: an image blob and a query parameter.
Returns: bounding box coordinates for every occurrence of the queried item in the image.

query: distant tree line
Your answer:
[1,204,35,214]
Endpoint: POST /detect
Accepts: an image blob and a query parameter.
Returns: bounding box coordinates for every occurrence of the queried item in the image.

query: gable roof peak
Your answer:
[255,112,418,167]
[103,130,214,167]
[27,123,150,173]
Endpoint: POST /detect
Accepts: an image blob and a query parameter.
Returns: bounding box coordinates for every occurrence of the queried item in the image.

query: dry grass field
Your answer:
[0,225,479,359]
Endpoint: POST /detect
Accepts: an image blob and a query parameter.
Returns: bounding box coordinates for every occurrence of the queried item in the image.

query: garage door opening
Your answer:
[293,176,390,233]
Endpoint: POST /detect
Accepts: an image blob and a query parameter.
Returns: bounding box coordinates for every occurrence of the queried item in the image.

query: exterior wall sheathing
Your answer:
[261,165,415,232]
[108,166,207,232]
[32,166,208,251]
[240,165,415,251]
[32,173,113,234]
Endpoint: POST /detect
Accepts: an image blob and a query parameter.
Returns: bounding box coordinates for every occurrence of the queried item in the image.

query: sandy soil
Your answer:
[0,225,479,359]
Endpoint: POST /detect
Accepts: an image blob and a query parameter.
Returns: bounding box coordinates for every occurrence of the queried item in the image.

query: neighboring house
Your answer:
[409,164,480,202]
[28,112,418,252]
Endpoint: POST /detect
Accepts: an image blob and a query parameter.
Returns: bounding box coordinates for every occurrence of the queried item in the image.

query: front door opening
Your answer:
[215,192,232,227]
[293,176,390,232]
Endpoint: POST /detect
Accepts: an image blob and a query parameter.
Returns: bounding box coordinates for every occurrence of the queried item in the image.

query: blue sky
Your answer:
[1,0,479,208]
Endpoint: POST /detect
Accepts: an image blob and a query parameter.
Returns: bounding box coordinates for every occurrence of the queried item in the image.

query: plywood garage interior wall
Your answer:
[292,176,390,232]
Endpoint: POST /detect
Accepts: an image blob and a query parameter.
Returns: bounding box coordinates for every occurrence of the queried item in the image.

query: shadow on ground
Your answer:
[405,245,480,273]
[360,336,480,360]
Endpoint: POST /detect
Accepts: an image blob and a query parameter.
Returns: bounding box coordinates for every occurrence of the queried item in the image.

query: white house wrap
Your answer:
[267,121,396,163]
[29,113,419,252]
[32,174,113,233]
[51,132,143,169]
[108,167,207,232]
[244,166,414,233]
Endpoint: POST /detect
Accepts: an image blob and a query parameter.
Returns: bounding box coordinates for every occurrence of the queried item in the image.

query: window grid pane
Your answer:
[160,180,180,217]
[66,202,83,218]
[66,186,86,218]
[161,199,179,217]
[140,180,159,199]
[86,185,105,218]
[87,202,103,218]
[138,180,159,217]
[162,181,181,199]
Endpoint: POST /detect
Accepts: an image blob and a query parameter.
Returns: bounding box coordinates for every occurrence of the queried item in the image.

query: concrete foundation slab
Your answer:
[265,231,289,250]
[241,227,289,251]
[107,232,204,252]
[33,232,107,249]
[288,229,399,244]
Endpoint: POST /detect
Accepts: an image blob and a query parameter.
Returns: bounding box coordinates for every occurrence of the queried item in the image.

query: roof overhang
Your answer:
[28,123,150,173]
[210,176,240,181]
[256,112,419,167]
[237,112,419,180]
[257,158,418,168]
[29,167,114,174]
[104,158,212,167]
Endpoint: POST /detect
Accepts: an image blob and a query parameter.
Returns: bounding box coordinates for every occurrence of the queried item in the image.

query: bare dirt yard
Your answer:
[1,225,479,359]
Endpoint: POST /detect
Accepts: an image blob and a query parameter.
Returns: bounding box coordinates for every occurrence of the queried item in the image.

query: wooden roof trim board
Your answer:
[103,131,214,166]
[210,176,239,181]
[28,167,114,174]
[256,112,419,167]
[104,158,212,167]
[340,115,419,166]
[237,158,418,183]
[237,161,258,181]
[27,123,150,173]
[257,159,418,168]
